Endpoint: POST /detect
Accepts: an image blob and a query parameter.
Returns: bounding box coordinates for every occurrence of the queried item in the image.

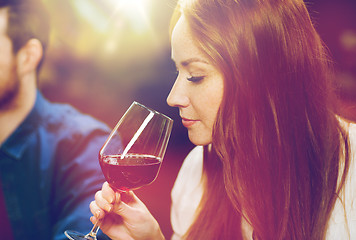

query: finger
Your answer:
[115,191,121,205]
[89,200,105,220]
[112,198,131,217]
[102,182,116,204]
[95,190,113,213]
[90,216,97,225]
[111,191,141,216]
[111,192,152,224]
[122,191,147,209]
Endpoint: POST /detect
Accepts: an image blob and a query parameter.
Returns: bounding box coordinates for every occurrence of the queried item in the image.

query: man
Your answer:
[0,1,111,239]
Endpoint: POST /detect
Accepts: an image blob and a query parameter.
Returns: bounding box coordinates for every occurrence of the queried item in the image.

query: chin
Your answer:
[188,132,212,146]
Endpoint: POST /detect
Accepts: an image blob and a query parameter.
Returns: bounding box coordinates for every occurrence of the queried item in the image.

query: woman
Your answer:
[90,0,356,239]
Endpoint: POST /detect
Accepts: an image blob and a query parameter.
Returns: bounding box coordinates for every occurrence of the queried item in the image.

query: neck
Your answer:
[0,76,37,145]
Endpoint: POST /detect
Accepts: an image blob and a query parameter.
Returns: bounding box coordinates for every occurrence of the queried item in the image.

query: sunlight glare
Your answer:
[107,0,151,33]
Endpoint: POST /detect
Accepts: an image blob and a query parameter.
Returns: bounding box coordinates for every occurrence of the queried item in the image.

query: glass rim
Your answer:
[132,101,173,122]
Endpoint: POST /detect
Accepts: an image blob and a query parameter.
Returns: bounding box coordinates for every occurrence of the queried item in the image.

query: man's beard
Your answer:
[0,70,20,110]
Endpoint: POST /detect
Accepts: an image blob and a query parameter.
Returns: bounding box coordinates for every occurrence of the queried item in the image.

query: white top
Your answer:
[171,122,356,240]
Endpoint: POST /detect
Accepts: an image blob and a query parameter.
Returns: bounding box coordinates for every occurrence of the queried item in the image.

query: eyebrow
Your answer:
[174,57,209,67]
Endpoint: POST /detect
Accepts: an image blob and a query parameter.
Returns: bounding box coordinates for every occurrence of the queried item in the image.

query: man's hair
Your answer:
[0,0,50,70]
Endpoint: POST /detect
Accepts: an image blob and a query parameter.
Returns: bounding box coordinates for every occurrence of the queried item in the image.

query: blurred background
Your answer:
[37,0,356,238]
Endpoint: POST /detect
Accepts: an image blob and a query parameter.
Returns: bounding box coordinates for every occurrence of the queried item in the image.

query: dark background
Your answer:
[37,0,356,238]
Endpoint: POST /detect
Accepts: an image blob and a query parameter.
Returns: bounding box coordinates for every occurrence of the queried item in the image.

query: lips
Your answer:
[181,118,198,128]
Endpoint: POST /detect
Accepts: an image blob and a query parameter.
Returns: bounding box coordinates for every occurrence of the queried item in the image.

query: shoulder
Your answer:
[38,97,110,137]
[171,146,205,237]
[341,120,356,166]
[327,120,356,239]
[348,122,356,148]
[32,97,112,161]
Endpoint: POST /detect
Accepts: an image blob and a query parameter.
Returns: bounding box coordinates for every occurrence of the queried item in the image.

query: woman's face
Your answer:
[167,15,224,146]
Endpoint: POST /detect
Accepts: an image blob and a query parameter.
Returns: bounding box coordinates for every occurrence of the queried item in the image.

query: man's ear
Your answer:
[16,38,43,75]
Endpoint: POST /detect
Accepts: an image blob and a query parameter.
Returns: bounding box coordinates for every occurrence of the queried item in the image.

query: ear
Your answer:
[16,38,43,76]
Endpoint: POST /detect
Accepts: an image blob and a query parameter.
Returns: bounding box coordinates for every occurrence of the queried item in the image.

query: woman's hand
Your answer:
[89,182,165,240]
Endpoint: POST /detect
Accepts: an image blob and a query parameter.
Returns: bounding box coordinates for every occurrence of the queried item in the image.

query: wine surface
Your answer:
[100,154,161,191]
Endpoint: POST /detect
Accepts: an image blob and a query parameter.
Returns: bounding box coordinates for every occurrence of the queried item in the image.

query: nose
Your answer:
[166,77,189,108]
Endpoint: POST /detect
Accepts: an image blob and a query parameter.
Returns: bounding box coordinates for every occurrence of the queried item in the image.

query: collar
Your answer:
[0,90,46,160]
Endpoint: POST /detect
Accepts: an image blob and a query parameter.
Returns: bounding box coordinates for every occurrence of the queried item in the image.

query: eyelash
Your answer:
[174,69,205,83]
[187,76,205,82]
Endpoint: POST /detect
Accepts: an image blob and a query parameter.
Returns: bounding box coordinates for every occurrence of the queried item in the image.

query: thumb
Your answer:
[112,191,136,217]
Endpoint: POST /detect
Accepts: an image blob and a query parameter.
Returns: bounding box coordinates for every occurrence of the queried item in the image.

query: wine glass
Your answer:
[64,101,173,240]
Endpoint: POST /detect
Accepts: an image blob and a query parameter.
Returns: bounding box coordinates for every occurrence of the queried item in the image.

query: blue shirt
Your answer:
[0,91,111,240]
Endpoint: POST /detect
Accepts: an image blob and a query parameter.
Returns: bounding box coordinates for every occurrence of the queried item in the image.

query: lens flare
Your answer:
[107,0,151,33]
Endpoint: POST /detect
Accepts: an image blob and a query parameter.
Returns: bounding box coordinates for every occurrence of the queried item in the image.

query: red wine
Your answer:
[100,154,162,191]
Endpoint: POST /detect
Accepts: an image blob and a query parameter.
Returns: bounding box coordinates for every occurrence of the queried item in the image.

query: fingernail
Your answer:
[106,204,113,213]
[95,210,102,218]
[115,192,121,203]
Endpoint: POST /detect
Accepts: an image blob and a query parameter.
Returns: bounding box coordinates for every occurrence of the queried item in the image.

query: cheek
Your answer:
[0,58,16,81]
[207,87,223,121]
[198,89,223,130]
[0,49,15,78]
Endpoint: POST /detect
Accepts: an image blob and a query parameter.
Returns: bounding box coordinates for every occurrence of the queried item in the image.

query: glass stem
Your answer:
[85,220,100,239]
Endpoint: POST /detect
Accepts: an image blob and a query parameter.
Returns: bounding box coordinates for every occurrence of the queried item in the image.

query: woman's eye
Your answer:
[187,76,205,82]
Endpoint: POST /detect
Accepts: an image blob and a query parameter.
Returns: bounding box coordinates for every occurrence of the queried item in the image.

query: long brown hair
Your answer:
[170,0,350,239]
